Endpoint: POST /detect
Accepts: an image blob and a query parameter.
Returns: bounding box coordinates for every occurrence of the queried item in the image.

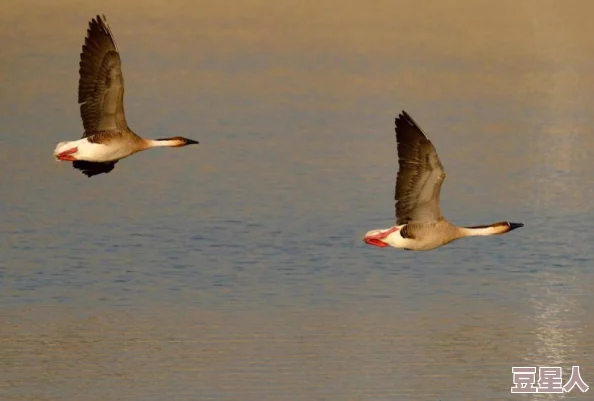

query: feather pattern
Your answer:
[394,111,446,225]
[79,14,128,134]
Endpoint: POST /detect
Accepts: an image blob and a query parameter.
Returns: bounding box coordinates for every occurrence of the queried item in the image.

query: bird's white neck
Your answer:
[458,222,511,237]
[144,139,184,148]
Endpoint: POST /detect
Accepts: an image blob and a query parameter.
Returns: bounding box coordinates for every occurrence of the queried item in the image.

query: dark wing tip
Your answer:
[72,161,117,177]
[395,110,413,126]
[84,14,118,52]
[395,110,429,139]
[91,14,107,29]
[97,14,109,32]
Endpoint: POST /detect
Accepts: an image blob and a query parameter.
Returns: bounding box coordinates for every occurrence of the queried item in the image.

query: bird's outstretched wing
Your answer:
[73,160,118,177]
[79,15,128,136]
[394,111,446,225]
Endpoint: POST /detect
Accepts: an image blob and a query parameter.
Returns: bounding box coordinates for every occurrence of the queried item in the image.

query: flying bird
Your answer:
[363,111,523,251]
[53,15,199,177]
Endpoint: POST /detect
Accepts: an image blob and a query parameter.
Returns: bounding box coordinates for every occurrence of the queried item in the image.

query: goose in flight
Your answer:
[53,15,199,177]
[363,111,523,251]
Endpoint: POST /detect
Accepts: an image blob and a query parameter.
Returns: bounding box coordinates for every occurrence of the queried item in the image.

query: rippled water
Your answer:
[2,1,594,400]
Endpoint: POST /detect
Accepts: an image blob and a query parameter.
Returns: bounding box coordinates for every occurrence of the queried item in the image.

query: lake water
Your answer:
[2,1,594,400]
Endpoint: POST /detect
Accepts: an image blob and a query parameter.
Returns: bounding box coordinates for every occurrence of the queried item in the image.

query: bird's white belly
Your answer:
[54,138,132,162]
[394,232,427,250]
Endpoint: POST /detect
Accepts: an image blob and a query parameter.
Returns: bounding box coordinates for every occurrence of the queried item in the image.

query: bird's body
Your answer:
[55,135,140,163]
[363,111,523,251]
[53,15,198,177]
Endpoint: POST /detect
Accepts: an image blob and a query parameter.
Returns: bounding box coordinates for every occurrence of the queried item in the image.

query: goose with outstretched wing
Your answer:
[363,111,523,251]
[53,15,198,178]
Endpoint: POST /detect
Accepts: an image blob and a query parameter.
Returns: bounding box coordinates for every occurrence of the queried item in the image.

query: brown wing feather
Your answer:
[79,15,128,136]
[394,111,446,225]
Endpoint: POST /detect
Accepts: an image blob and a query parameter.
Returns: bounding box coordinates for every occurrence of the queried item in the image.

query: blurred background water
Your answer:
[1,0,594,400]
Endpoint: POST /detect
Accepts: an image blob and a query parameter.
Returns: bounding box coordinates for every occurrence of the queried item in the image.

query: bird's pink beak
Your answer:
[363,226,399,248]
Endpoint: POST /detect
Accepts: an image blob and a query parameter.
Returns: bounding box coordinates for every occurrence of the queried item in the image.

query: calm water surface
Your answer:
[2,1,594,400]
